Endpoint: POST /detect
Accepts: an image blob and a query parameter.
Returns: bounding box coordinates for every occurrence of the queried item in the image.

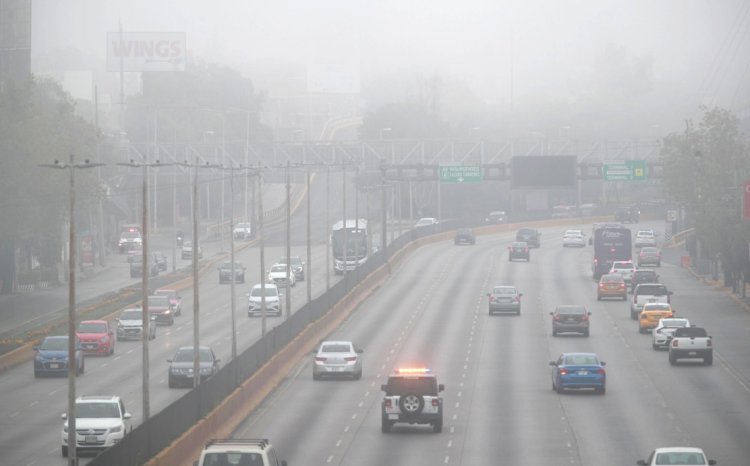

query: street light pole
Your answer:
[258,168,267,336]
[325,165,330,290]
[285,161,292,317]
[306,166,312,304]
[40,155,103,466]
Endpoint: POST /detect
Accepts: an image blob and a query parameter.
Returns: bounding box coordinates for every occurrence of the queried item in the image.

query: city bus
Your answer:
[591,224,632,280]
[331,219,370,275]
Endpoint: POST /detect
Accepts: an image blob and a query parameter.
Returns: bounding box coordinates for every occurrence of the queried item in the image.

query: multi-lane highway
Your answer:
[230,224,750,465]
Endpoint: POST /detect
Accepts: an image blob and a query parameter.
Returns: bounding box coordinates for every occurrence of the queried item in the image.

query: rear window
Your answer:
[674,327,708,338]
[636,285,668,296]
[601,275,624,283]
[493,287,517,295]
[556,306,586,315]
[385,377,437,396]
[321,343,351,353]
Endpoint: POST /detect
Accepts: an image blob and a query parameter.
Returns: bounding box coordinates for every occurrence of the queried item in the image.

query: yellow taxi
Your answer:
[638,302,674,333]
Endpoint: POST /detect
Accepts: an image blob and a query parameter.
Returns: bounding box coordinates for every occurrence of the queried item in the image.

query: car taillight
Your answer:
[619,283,625,289]
[524,247,529,253]
[639,251,644,257]
[315,357,327,362]
[553,314,561,321]
[596,369,606,375]
[344,356,357,362]
[559,369,568,376]
[489,296,496,303]
[512,297,519,303]
[385,399,392,408]
[431,399,439,407]
[707,338,712,347]
[581,314,589,321]
[672,340,679,347]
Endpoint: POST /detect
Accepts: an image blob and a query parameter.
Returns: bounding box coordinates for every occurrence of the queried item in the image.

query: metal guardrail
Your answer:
[665,227,695,248]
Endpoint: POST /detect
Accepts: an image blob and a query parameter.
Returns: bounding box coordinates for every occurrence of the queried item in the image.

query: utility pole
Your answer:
[325,165,331,290]
[285,161,292,317]
[306,166,312,304]
[258,167,267,336]
[117,158,165,421]
[342,164,347,277]
[380,160,388,262]
[178,158,220,387]
[40,155,104,466]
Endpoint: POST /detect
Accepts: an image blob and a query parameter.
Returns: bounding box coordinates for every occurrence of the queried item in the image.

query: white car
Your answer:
[267,263,296,287]
[233,222,252,240]
[312,340,364,380]
[181,241,203,260]
[247,283,282,317]
[562,230,585,247]
[61,395,131,457]
[609,260,636,282]
[637,447,716,465]
[414,217,439,228]
[652,317,690,350]
[635,230,657,248]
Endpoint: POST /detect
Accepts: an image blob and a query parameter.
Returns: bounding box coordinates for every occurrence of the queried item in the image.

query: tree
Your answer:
[660,106,750,283]
[0,77,99,292]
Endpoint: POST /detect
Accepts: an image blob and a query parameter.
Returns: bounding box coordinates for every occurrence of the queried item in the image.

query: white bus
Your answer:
[331,219,370,275]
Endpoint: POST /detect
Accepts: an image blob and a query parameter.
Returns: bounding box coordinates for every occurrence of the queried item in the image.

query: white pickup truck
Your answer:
[669,326,713,365]
[630,283,673,320]
[194,439,287,466]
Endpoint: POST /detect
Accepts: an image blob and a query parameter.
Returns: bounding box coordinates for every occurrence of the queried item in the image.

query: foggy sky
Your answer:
[31,0,749,108]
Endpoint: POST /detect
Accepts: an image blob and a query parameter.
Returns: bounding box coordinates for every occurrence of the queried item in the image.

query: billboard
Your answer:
[107,32,186,72]
[511,156,577,189]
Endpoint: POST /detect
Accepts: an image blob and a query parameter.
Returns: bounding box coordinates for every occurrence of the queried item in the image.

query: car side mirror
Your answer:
[380,384,387,391]
[587,311,592,315]
[245,292,250,297]
[438,384,445,392]
[637,460,647,465]
[61,413,68,420]
[123,412,132,419]
[708,460,716,465]
[166,359,172,363]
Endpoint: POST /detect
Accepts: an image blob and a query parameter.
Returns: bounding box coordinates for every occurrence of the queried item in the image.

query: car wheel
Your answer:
[169,317,175,325]
[399,393,424,415]
[516,309,521,315]
[598,385,606,395]
[62,446,68,457]
[313,372,320,381]
[433,417,443,433]
[552,329,558,336]
[704,354,713,365]
[34,370,40,378]
[109,345,114,355]
[556,383,564,394]
[583,329,590,337]
[168,377,175,388]
[552,379,556,391]
[355,370,362,380]
[596,294,601,301]
[669,353,677,365]
[657,261,661,267]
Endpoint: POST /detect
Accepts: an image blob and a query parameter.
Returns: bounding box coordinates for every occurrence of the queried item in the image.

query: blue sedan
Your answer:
[549,352,606,394]
[33,335,85,377]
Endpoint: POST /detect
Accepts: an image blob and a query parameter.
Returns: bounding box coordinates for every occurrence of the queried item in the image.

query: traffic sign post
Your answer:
[603,160,647,181]
[439,165,483,183]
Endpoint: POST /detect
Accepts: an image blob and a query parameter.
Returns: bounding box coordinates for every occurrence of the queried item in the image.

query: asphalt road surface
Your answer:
[231,222,750,466]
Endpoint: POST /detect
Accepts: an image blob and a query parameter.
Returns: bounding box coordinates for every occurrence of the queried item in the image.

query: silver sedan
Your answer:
[312,341,363,380]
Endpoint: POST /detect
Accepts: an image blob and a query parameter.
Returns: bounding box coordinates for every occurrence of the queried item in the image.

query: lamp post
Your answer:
[117,158,166,422]
[40,155,104,466]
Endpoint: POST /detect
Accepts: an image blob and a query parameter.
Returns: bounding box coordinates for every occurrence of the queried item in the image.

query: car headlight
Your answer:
[200,368,212,374]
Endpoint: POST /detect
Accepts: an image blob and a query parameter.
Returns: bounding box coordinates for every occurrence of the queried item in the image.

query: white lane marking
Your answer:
[344,425,350,433]
[351,413,357,420]
[447,440,453,448]
[326,456,333,463]
[336,439,342,447]
[10,411,19,418]
[48,390,57,396]
[30,401,38,407]
[444,456,450,463]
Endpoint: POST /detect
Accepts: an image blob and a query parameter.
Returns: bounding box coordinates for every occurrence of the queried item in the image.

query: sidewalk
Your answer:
[0,183,293,345]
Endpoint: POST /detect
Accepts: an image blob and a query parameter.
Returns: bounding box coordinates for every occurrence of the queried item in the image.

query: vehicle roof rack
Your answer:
[205,438,270,449]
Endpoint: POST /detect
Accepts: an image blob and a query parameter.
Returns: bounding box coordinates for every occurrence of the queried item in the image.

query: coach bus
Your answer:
[591,224,632,280]
[331,219,370,275]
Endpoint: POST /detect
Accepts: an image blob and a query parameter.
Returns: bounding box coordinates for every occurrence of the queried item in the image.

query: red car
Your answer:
[76,320,115,356]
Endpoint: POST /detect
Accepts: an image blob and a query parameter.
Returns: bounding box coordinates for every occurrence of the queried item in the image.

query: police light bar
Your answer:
[395,368,431,375]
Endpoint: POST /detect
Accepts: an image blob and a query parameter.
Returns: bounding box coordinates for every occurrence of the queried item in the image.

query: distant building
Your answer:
[0,0,31,89]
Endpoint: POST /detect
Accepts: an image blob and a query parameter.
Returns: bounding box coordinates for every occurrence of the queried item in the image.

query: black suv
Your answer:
[508,241,530,261]
[630,269,659,292]
[129,255,159,278]
[217,261,246,284]
[381,368,444,433]
[454,228,476,245]
[615,206,639,223]
[515,228,541,247]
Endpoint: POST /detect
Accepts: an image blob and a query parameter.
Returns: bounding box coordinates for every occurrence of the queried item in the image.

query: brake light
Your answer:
[431,399,439,407]
[552,314,561,321]
[315,357,327,362]
[385,399,392,408]
[559,369,568,376]
[595,369,606,375]
[619,283,625,289]
[707,338,712,347]
[672,340,679,347]
[581,314,589,321]
[524,247,529,253]
[344,356,357,362]
[396,368,431,374]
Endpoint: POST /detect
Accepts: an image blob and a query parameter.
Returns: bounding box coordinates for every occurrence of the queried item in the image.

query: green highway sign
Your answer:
[439,165,483,183]
[603,160,647,181]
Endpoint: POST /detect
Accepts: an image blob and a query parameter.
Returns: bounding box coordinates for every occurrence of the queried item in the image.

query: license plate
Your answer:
[49,363,59,369]
[578,371,589,375]
[84,435,98,444]
[388,414,398,420]
[688,351,697,356]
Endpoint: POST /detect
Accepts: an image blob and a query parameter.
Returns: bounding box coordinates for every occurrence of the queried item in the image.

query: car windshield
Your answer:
[612,263,632,269]
[321,343,352,353]
[662,319,688,327]
[155,290,176,299]
[556,306,586,315]
[493,287,517,295]
[203,453,264,466]
[121,231,140,239]
[270,265,287,273]
[120,310,143,321]
[563,354,599,365]
[251,287,278,297]
[221,262,243,269]
[173,348,213,362]
[511,242,527,248]
[148,296,169,308]
[78,322,107,333]
[386,377,438,396]
[644,303,671,311]
[76,402,120,419]
[601,275,623,283]
[279,257,302,266]
[40,337,67,350]
[636,285,668,295]
[654,452,706,465]
[518,229,535,235]
[236,223,251,229]
[641,247,658,253]
[457,228,472,234]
